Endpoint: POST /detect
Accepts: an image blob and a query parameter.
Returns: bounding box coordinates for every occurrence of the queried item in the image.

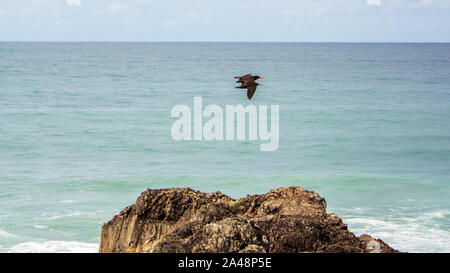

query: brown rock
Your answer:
[99,186,398,253]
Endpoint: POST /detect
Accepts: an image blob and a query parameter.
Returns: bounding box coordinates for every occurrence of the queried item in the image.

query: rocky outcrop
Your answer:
[99,186,398,253]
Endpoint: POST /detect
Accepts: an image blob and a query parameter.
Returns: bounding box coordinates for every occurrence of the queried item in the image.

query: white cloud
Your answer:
[313,7,325,17]
[419,0,433,6]
[366,0,381,6]
[107,3,128,14]
[66,0,81,6]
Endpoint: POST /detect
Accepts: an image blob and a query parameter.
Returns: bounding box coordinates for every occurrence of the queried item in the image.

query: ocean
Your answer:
[0,42,449,253]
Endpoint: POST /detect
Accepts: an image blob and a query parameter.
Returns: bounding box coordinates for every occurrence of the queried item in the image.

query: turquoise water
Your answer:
[0,42,449,252]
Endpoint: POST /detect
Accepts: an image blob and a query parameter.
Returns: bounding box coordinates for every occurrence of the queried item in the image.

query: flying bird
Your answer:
[234,74,264,100]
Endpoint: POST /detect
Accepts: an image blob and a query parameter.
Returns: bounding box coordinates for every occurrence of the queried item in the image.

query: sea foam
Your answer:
[7,241,99,253]
[345,214,450,253]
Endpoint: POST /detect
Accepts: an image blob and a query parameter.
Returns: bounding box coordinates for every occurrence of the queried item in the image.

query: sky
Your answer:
[0,0,449,42]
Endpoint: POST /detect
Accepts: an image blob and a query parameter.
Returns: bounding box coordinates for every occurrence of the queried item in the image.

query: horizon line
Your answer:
[1,40,450,44]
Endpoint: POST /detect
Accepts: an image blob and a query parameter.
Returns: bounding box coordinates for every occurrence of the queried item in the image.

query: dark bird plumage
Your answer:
[234,74,264,84]
[234,74,263,100]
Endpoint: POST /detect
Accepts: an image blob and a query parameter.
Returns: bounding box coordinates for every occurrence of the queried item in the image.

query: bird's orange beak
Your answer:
[260,77,264,79]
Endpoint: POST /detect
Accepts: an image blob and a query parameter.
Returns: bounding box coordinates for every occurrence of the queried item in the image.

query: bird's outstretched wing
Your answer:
[235,74,252,83]
[247,85,257,100]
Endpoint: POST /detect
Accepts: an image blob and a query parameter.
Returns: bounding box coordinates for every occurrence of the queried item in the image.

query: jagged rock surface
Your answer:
[99,186,398,253]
